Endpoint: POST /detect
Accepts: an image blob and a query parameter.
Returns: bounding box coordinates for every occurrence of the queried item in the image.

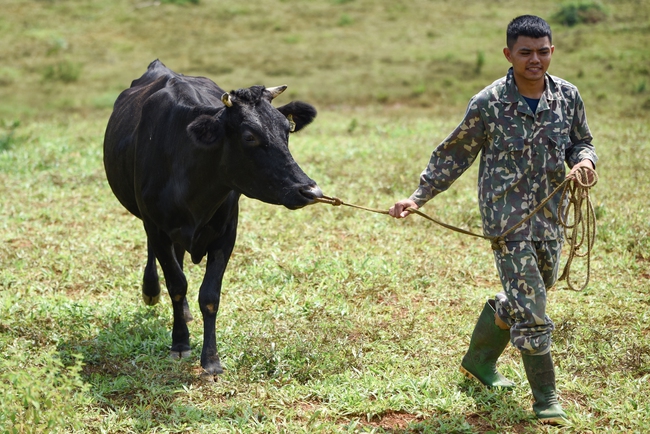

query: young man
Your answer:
[389,15,597,425]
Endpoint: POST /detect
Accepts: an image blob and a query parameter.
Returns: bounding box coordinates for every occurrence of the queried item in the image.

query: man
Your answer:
[389,15,597,425]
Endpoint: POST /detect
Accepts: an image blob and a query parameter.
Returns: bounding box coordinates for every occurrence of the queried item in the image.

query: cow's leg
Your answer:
[173,243,193,322]
[142,240,161,306]
[145,224,191,359]
[199,215,238,376]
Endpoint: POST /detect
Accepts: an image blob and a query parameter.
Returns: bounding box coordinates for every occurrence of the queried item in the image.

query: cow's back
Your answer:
[103,60,223,218]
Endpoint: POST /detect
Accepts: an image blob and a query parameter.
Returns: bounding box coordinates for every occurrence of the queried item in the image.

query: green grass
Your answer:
[1,0,649,433]
[1,111,649,432]
[1,0,649,118]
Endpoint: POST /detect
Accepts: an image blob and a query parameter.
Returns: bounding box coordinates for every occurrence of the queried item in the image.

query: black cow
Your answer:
[103,60,322,376]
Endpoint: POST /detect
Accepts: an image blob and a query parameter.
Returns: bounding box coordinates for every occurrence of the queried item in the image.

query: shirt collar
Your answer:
[500,67,564,108]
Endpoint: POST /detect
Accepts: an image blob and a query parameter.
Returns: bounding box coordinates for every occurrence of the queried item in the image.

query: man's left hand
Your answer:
[567,159,596,184]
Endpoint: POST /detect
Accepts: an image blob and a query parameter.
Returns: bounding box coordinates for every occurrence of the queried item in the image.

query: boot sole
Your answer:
[539,416,568,426]
[459,365,515,389]
[460,365,482,383]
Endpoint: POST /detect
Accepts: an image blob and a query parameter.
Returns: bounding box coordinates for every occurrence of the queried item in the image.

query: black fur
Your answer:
[103,60,322,376]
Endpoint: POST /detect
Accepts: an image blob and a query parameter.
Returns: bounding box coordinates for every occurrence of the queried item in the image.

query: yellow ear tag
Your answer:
[221,92,232,107]
[288,114,296,132]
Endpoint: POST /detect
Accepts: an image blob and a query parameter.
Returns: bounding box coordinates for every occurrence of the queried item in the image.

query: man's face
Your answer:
[503,36,554,88]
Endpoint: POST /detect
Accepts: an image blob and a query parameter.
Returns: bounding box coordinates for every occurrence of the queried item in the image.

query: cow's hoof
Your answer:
[170,349,192,360]
[142,292,161,306]
[199,371,217,382]
[202,359,224,376]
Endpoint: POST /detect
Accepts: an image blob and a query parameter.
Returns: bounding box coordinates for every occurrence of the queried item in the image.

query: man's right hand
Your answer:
[389,199,419,218]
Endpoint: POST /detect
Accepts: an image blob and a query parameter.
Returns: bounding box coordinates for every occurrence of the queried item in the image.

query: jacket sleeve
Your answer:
[565,90,598,168]
[409,96,487,207]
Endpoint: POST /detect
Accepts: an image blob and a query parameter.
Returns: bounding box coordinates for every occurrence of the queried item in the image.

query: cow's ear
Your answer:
[187,114,223,146]
[276,101,317,132]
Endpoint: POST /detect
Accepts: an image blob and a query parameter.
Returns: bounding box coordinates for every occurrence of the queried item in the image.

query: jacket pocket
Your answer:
[483,137,527,201]
[547,135,568,174]
[492,136,526,174]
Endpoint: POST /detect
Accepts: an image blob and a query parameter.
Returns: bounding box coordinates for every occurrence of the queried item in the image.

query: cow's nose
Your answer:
[300,184,323,202]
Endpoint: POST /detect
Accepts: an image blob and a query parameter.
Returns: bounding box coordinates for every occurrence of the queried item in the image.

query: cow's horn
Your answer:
[221,92,233,107]
[267,85,287,99]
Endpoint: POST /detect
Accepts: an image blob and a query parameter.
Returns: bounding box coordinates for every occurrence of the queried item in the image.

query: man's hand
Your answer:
[567,159,596,184]
[389,199,419,218]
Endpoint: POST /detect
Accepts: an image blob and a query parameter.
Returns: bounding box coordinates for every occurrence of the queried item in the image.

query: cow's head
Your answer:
[187,85,322,209]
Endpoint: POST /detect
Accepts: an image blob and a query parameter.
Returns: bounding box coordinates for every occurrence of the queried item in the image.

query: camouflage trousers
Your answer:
[492,240,563,356]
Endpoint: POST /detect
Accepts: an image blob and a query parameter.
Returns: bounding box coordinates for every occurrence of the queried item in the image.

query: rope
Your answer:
[557,167,599,291]
[315,195,494,241]
[315,166,598,291]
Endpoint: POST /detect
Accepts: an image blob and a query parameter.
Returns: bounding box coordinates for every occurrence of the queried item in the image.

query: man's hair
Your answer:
[506,15,552,49]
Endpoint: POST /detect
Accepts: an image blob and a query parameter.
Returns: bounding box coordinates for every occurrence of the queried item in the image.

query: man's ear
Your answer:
[276,101,317,132]
[187,114,223,146]
[503,47,512,63]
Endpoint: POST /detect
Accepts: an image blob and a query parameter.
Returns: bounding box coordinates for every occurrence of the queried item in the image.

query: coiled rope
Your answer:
[315,166,598,291]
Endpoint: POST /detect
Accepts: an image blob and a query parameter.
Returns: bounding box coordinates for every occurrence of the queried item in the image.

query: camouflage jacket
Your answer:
[411,68,598,241]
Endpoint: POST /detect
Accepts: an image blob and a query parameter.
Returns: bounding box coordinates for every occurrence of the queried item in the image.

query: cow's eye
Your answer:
[243,133,257,144]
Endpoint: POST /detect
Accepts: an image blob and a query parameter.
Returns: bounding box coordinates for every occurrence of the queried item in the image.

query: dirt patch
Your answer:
[561,390,589,408]
[6,237,34,248]
[465,413,494,432]
[466,413,529,433]
[359,411,423,430]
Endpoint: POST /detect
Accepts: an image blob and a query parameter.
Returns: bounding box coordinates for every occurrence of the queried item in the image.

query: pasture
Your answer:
[1,0,649,432]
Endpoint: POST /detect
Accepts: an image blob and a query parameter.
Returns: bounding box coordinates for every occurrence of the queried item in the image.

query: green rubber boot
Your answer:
[460,300,515,388]
[522,352,568,425]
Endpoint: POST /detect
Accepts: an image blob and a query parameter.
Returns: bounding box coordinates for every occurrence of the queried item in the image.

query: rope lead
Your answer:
[316,166,598,292]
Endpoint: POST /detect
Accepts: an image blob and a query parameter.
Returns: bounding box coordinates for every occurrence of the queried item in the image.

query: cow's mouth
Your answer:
[284,184,323,209]
[300,185,323,202]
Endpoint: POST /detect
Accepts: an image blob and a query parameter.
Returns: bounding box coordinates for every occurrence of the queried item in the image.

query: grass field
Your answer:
[1,0,650,433]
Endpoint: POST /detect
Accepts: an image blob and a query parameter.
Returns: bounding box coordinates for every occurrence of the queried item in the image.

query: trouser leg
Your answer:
[492,240,560,355]
[492,240,567,423]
